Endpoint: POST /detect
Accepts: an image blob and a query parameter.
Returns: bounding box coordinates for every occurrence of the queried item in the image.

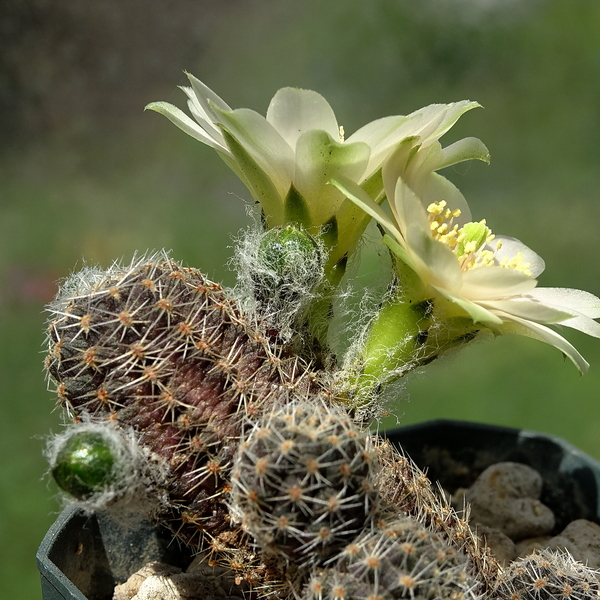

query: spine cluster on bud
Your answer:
[231,400,380,567]
[304,516,478,600]
[44,252,323,546]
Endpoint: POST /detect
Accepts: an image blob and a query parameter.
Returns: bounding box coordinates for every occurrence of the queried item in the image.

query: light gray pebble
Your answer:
[113,559,244,600]
[514,535,553,557]
[113,562,182,600]
[546,519,600,568]
[464,462,555,541]
[476,525,517,566]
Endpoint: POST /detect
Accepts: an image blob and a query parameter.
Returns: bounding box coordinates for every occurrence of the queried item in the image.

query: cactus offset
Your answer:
[303,515,480,600]
[231,400,381,567]
[373,438,500,592]
[46,419,169,516]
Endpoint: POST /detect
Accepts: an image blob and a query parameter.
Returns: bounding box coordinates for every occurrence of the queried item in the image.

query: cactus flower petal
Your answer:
[148,75,486,265]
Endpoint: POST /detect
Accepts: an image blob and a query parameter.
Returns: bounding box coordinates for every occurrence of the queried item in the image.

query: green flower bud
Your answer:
[250,224,324,308]
[257,224,321,283]
[52,431,116,499]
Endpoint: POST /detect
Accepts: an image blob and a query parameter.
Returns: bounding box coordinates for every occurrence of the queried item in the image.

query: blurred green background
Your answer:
[2,0,600,597]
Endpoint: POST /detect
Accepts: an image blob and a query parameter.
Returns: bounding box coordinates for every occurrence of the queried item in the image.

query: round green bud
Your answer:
[257,224,321,281]
[52,431,116,499]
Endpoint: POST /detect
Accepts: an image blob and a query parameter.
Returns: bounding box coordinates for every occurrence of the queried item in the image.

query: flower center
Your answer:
[426,200,532,275]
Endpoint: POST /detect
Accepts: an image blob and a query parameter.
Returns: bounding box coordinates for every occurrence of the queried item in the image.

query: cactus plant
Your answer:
[41,75,600,600]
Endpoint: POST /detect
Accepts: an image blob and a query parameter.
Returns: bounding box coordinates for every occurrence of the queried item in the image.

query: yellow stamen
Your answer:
[425,201,532,275]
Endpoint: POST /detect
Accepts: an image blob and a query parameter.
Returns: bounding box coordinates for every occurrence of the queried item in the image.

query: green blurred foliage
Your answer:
[2,0,600,597]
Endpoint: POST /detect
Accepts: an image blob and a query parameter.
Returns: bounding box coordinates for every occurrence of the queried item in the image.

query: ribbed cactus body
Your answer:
[43,252,507,599]
[231,400,380,566]
[45,252,322,543]
[304,516,478,600]
[491,549,600,600]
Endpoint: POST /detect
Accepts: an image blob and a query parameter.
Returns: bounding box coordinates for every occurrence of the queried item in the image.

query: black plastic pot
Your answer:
[37,419,600,600]
[383,419,600,533]
[37,507,189,600]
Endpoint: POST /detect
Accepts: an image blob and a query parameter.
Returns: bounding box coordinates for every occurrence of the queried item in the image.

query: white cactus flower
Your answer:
[334,141,600,374]
[146,74,483,266]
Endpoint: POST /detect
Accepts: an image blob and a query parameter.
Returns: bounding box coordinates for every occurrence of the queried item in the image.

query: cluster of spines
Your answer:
[231,399,381,568]
[44,251,323,547]
[304,515,479,600]
[373,438,500,592]
[491,549,600,600]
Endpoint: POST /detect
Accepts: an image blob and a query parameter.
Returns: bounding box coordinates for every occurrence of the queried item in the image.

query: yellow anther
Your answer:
[426,201,535,275]
[442,229,459,243]
[427,207,534,277]
[463,240,477,254]
[427,200,446,215]
[499,251,532,275]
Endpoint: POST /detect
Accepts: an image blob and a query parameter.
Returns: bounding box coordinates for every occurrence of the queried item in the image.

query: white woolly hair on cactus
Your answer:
[231,222,326,344]
[45,417,170,521]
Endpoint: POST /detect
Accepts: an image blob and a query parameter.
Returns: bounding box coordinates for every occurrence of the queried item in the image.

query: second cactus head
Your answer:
[231,400,381,567]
